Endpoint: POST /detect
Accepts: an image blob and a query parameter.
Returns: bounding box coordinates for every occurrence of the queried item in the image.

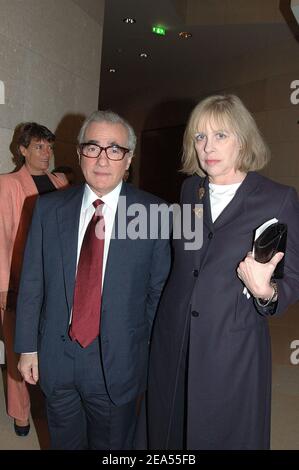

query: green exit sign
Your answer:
[152,26,166,36]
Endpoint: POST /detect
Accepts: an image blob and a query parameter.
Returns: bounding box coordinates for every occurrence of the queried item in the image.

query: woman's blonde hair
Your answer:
[181,94,270,175]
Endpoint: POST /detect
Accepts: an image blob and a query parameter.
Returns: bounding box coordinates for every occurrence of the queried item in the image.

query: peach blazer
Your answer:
[0,165,68,293]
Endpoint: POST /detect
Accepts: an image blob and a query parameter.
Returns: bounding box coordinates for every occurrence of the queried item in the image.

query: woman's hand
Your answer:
[237,251,284,299]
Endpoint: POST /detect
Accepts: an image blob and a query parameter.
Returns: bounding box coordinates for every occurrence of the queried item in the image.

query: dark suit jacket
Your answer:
[15,182,171,406]
[148,171,299,450]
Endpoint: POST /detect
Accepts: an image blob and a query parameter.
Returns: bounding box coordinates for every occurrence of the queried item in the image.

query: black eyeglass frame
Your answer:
[78,142,131,161]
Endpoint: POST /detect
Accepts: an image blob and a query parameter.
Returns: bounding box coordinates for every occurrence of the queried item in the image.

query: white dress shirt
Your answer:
[77,182,122,285]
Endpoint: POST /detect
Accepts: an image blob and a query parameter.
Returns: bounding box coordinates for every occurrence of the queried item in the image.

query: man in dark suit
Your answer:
[15,111,171,449]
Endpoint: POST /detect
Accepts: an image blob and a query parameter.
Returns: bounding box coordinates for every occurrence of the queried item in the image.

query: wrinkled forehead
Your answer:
[195,110,234,133]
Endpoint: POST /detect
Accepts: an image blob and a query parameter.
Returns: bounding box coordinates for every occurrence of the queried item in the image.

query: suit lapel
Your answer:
[102,182,135,300]
[212,171,260,230]
[56,185,84,311]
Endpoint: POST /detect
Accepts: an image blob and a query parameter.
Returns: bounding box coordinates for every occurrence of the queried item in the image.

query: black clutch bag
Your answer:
[253,222,287,279]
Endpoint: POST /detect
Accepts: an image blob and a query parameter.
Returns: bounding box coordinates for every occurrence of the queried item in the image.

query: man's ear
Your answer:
[126,154,133,170]
[77,146,81,164]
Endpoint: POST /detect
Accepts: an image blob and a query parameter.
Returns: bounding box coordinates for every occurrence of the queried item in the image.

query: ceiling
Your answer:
[99,0,295,111]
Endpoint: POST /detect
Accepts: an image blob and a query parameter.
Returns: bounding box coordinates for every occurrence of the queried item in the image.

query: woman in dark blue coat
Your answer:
[148,94,299,450]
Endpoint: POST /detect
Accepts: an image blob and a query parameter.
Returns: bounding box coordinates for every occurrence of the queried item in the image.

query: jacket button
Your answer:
[193,269,199,277]
[191,310,199,317]
[60,335,66,342]
[208,232,213,239]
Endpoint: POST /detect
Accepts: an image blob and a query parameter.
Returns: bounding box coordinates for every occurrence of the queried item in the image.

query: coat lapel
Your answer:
[212,171,260,230]
[201,176,214,233]
[18,165,38,195]
[191,176,213,267]
[192,172,260,268]
[56,185,84,311]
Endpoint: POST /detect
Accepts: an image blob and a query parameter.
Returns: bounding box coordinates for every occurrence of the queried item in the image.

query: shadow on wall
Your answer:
[139,99,196,203]
[280,0,299,41]
[54,113,86,184]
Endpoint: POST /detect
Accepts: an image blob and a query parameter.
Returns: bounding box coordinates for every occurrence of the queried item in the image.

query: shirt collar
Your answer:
[82,181,122,212]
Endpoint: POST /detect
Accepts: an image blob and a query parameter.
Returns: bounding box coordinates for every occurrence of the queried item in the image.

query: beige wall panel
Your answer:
[0,0,102,81]
[0,34,26,129]
[73,75,100,116]
[22,50,77,130]
[0,0,104,174]
[0,127,14,173]
[72,0,105,24]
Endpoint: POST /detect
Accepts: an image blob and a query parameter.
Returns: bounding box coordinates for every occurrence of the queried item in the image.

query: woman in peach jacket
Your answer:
[0,123,68,436]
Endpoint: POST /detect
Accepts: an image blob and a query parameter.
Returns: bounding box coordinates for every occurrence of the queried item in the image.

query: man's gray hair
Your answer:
[78,110,137,153]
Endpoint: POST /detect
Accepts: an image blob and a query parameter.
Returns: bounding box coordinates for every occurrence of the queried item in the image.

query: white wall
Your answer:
[0,0,105,175]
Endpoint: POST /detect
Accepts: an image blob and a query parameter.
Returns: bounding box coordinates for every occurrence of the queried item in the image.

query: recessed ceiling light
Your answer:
[109,68,116,73]
[178,31,192,39]
[123,18,136,24]
[139,52,148,59]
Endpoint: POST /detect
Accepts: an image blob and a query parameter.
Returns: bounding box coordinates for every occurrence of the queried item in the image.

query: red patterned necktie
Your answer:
[69,199,105,347]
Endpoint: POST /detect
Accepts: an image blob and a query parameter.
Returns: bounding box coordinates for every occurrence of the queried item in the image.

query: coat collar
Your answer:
[17,164,38,195]
[193,172,261,232]
[211,171,260,230]
[17,164,65,193]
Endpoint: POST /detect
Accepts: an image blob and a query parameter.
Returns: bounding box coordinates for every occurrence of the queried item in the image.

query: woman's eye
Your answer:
[216,133,227,139]
[195,133,205,141]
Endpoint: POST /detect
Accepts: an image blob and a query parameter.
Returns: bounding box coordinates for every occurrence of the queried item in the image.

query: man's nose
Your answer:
[97,149,109,164]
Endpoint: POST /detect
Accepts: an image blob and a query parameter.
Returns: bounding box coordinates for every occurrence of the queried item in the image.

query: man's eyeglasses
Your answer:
[79,143,130,161]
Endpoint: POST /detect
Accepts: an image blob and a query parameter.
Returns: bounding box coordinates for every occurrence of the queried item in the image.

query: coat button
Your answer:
[191,310,199,317]
[208,232,213,239]
[60,335,66,342]
[193,269,199,277]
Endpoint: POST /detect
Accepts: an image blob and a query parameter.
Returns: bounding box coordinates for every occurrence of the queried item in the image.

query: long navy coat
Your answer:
[148,171,299,450]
